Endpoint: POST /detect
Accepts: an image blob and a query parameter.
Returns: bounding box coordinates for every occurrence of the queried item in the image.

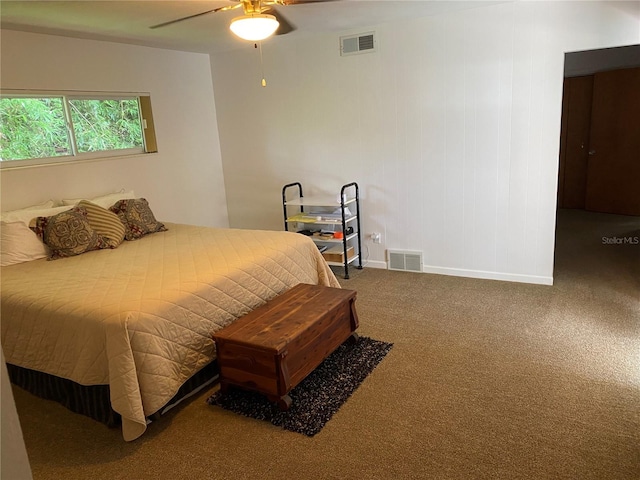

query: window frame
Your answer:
[0,89,157,169]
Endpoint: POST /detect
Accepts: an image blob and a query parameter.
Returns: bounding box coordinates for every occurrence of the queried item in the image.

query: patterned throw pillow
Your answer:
[77,200,125,248]
[109,198,167,241]
[30,206,110,260]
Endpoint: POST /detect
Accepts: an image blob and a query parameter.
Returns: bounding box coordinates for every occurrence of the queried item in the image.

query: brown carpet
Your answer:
[11,209,640,480]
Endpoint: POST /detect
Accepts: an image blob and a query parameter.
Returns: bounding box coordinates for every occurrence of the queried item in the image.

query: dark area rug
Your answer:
[207,336,393,436]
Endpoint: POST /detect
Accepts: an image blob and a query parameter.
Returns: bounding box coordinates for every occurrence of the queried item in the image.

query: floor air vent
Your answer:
[340,32,376,56]
[387,250,423,273]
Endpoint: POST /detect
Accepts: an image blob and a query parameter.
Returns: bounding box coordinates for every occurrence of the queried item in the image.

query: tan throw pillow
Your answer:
[30,206,109,260]
[78,200,125,248]
[109,198,167,241]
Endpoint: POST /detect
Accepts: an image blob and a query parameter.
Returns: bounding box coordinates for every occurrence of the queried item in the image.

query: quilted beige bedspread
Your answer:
[1,224,339,440]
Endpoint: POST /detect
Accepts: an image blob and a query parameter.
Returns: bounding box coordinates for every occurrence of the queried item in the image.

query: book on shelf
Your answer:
[287,212,355,224]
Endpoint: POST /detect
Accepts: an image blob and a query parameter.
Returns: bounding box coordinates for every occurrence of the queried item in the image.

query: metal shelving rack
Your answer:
[282,182,363,279]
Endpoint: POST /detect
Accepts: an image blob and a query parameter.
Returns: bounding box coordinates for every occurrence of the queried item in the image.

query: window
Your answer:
[0,91,157,168]
[0,97,71,161]
[69,98,143,153]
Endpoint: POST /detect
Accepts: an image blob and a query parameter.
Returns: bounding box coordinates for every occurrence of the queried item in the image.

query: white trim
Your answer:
[1,148,146,169]
[364,260,553,285]
[361,260,387,269]
[0,151,156,171]
[1,88,150,97]
[422,265,554,286]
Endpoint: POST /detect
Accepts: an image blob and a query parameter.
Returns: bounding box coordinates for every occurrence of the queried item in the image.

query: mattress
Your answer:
[1,223,340,440]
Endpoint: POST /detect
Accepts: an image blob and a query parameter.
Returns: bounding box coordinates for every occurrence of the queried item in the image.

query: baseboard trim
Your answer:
[362,260,553,285]
[361,260,387,270]
[421,265,553,285]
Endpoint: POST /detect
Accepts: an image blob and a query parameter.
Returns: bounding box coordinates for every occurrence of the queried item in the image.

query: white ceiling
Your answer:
[0,0,508,54]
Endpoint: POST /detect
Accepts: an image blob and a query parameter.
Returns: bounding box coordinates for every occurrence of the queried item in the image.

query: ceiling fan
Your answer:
[150,0,334,41]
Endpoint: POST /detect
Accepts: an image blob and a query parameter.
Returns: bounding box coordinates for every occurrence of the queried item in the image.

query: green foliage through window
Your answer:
[0,94,146,164]
[69,99,143,153]
[0,97,71,161]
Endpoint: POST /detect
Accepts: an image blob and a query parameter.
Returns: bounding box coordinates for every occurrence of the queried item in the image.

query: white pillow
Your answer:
[24,200,57,209]
[0,199,57,215]
[62,190,135,209]
[0,205,73,226]
[0,221,48,266]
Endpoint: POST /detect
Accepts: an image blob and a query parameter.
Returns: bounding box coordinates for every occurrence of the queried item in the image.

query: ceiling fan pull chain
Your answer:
[258,41,267,87]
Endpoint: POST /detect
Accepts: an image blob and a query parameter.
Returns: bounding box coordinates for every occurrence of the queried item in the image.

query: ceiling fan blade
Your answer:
[150,10,216,29]
[150,4,241,29]
[288,0,342,5]
[263,0,341,36]
[266,0,340,5]
[264,7,295,35]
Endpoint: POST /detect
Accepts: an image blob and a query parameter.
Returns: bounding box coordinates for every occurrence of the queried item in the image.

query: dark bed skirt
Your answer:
[8,361,219,428]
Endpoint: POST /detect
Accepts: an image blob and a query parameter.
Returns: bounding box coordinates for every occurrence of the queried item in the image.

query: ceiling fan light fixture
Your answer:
[230,14,279,41]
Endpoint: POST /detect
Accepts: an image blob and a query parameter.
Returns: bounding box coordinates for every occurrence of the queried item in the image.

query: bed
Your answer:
[1,221,340,441]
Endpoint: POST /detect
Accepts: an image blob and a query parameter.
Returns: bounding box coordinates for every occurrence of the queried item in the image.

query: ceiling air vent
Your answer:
[340,32,376,56]
[387,250,423,273]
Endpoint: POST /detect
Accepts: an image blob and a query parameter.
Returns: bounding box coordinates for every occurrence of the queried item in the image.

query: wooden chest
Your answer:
[213,283,359,410]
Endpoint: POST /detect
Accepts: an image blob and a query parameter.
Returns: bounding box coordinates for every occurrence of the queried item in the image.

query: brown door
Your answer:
[558,75,594,209]
[585,67,640,216]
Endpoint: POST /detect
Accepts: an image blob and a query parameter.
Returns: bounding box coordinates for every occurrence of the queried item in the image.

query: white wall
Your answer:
[1,349,33,480]
[0,30,229,228]
[210,0,640,285]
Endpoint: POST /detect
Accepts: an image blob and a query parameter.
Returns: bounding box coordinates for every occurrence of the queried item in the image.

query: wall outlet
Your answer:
[371,232,382,244]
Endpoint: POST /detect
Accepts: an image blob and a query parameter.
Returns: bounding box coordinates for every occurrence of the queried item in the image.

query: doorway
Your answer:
[555,45,640,283]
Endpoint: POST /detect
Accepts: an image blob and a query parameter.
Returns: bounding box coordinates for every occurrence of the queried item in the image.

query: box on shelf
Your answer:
[322,245,354,263]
